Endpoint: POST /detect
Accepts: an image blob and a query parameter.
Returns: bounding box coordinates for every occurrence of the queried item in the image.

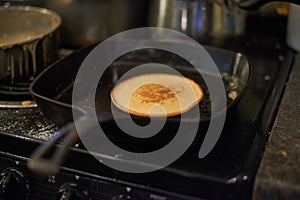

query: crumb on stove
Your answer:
[280,150,288,157]
[22,100,32,106]
[228,90,237,100]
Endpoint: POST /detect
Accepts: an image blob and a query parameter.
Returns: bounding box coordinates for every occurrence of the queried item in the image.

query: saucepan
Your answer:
[0,6,61,84]
[27,41,250,175]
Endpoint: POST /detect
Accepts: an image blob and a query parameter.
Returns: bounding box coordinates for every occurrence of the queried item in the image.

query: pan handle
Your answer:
[27,122,77,175]
[27,116,93,175]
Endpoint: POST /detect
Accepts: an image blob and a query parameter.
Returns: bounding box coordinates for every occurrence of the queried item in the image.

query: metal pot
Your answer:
[0,6,61,84]
[148,0,247,45]
[39,0,148,48]
[148,0,300,45]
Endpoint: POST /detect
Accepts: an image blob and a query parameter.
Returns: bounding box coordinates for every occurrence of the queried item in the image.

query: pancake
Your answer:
[110,73,204,117]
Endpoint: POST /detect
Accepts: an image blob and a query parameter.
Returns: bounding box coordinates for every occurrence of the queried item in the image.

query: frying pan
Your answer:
[27,43,250,175]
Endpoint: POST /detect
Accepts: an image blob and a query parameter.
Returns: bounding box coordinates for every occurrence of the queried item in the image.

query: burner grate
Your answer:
[0,80,35,107]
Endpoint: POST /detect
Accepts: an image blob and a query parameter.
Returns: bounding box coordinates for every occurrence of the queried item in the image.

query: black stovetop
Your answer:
[0,14,295,199]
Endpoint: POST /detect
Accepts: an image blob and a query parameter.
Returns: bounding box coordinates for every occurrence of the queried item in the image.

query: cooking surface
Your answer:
[0,13,295,200]
[0,41,294,200]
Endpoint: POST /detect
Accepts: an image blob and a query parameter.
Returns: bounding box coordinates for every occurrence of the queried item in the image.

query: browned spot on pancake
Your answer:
[132,83,183,104]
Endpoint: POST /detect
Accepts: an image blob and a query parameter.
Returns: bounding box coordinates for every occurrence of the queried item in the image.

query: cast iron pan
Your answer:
[27,44,250,174]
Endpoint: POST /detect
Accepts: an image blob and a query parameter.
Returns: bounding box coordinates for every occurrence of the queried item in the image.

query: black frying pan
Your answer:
[27,44,250,174]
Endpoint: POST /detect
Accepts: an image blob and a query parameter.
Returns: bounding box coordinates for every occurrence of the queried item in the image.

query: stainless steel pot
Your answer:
[39,0,148,48]
[148,0,300,45]
[148,0,247,45]
[0,6,61,83]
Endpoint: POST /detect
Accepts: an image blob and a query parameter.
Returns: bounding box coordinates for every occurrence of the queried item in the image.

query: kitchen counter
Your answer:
[253,52,300,199]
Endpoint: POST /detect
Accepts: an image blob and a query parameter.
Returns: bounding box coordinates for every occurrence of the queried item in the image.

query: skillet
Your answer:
[27,43,250,174]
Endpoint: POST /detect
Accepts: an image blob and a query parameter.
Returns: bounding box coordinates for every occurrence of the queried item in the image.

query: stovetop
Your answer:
[0,41,294,200]
[0,15,295,200]
[0,107,56,140]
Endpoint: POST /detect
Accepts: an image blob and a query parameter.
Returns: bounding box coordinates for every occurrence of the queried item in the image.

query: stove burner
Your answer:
[0,81,33,101]
[0,81,36,108]
[0,49,73,104]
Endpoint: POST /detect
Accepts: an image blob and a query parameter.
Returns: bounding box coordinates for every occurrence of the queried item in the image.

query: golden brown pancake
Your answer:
[110,73,204,117]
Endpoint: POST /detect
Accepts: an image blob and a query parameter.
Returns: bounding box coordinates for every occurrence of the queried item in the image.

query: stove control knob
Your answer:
[57,183,86,200]
[0,168,28,200]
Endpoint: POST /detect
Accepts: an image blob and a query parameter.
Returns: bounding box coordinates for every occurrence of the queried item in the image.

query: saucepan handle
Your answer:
[239,0,300,10]
[27,116,93,175]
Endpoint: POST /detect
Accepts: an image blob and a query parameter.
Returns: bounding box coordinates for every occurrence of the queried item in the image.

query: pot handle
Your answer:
[239,0,300,10]
[27,116,93,175]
